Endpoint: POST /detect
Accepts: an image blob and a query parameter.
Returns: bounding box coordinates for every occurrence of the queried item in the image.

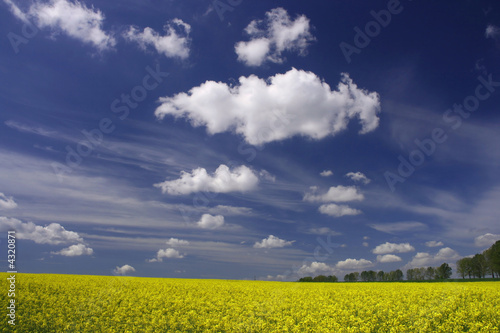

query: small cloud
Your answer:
[235,7,315,66]
[372,242,415,255]
[124,19,191,59]
[320,170,333,177]
[404,247,460,269]
[369,222,427,234]
[485,25,500,39]
[259,170,276,182]
[165,238,189,247]
[318,203,362,217]
[362,242,369,247]
[304,185,364,203]
[148,248,184,262]
[377,254,402,263]
[113,264,135,276]
[363,236,370,240]
[52,244,93,257]
[154,164,259,195]
[474,233,500,247]
[197,214,225,229]
[425,241,444,248]
[297,261,337,276]
[345,172,371,184]
[0,193,17,210]
[254,235,294,249]
[336,258,373,270]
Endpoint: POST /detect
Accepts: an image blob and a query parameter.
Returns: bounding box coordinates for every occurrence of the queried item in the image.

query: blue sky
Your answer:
[1,0,500,280]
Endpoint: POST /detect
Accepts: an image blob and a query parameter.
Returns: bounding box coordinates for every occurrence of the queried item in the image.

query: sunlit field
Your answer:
[2,273,500,332]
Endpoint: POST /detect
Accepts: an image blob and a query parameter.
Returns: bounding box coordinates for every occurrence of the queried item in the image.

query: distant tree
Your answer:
[436,263,452,280]
[490,241,500,278]
[471,254,488,278]
[394,269,404,281]
[299,276,313,282]
[344,274,350,282]
[406,269,414,281]
[353,272,359,281]
[360,271,368,282]
[425,267,435,280]
[377,271,385,282]
[367,270,377,282]
[313,275,327,282]
[383,272,390,281]
[456,258,469,279]
[327,275,338,282]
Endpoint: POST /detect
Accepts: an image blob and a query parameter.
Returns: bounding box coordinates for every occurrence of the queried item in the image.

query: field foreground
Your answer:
[1,273,499,332]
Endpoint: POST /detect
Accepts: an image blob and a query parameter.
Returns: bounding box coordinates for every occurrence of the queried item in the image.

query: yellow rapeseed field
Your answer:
[1,273,499,332]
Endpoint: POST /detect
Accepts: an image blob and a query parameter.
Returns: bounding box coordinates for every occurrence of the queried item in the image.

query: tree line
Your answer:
[406,263,452,281]
[456,240,500,279]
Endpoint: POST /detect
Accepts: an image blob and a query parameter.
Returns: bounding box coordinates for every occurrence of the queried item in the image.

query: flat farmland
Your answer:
[1,273,499,332]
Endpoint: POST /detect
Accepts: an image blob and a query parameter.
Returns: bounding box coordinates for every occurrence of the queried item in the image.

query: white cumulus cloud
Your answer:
[405,247,460,269]
[165,238,190,247]
[320,170,333,177]
[113,264,136,276]
[29,0,116,50]
[485,25,500,39]
[154,164,259,195]
[0,217,83,245]
[124,19,191,59]
[372,242,415,255]
[0,193,17,210]
[318,204,362,217]
[336,258,373,270]
[474,233,500,247]
[304,185,364,203]
[197,214,224,229]
[297,262,336,275]
[345,172,371,184]
[148,248,184,262]
[235,7,314,66]
[155,68,381,145]
[377,254,402,263]
[425,241,444,248]
[52,243,93,256]
[254,235,294,249]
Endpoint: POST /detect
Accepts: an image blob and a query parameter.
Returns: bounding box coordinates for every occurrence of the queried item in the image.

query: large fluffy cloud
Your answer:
[0,193,17,209]
[304,185,364,203]
[254,235,294,249]
[0,217,83,245]
[372,242,415,255]
[155,68,381,145]
[297,262,336,276]
[197,214,224,229]
[28,0,116,50]
[235,7,314,66]
[124,19,191,59]
[154,164,259,195]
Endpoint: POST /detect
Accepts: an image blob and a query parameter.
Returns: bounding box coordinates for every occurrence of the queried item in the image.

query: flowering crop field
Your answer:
[1,273,499,332]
